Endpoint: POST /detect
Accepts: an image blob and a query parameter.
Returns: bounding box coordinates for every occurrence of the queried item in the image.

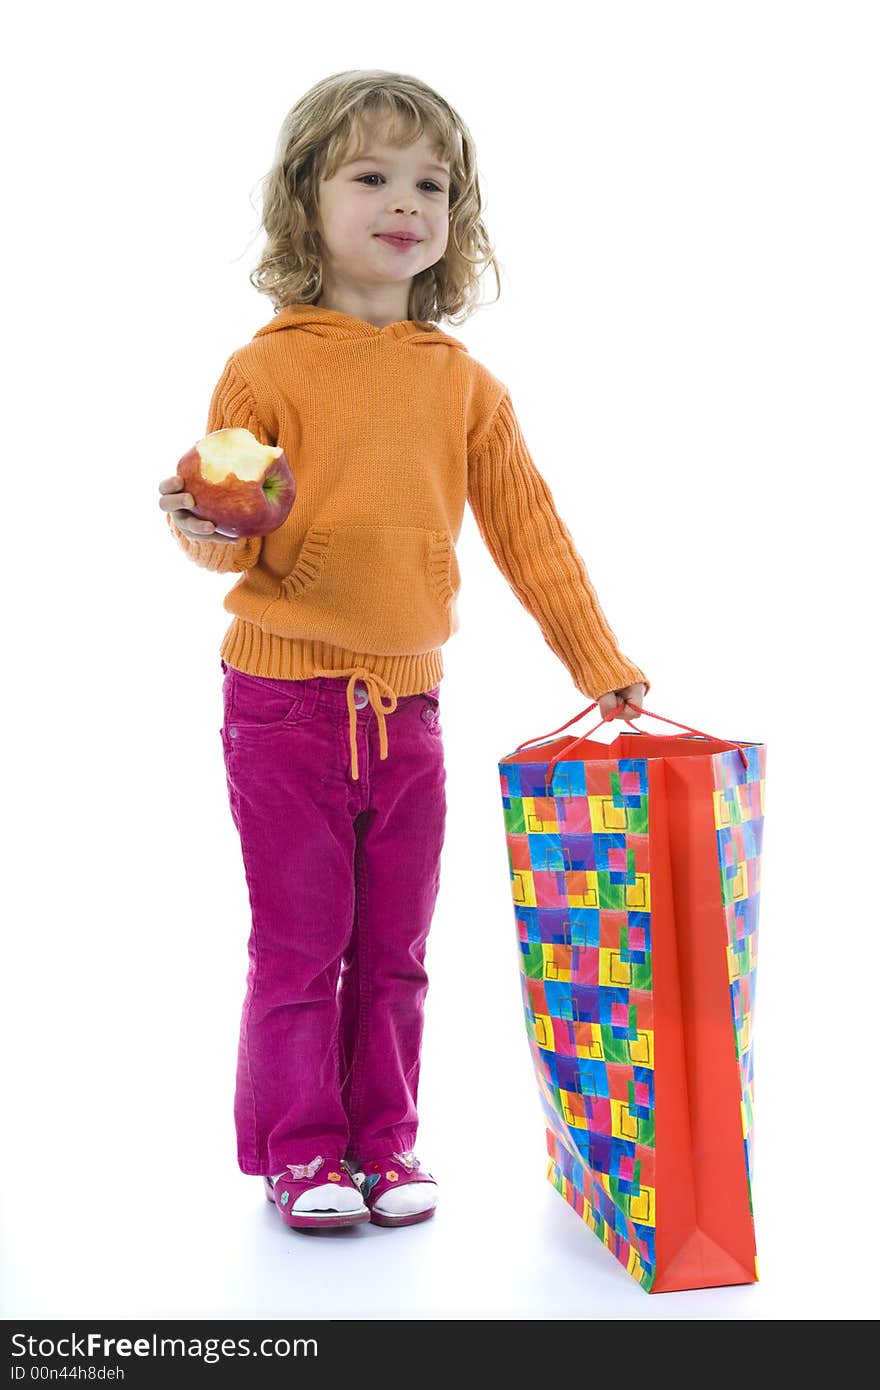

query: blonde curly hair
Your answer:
[248,69,502,329]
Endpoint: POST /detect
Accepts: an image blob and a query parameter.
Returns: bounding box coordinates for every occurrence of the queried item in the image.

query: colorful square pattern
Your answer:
[498,740,764,1290]
[712,745,765,1210]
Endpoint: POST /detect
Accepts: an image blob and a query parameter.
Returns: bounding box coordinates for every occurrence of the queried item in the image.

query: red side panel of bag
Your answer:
[650,754,758,1292]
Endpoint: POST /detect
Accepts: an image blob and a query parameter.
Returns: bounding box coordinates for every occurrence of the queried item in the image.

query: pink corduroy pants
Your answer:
[218,659,447,1176]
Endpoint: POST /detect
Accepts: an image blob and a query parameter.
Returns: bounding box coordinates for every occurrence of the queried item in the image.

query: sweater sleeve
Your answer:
[467,391,650,701]
[165,357,268,574]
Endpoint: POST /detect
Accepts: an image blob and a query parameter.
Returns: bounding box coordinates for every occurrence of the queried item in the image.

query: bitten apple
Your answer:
[176,428,296,538]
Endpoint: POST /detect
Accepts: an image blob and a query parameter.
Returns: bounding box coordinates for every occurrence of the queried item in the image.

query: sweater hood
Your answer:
[252,303,468,351]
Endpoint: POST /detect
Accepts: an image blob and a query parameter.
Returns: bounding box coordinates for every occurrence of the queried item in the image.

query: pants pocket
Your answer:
[419,688,442,735]
[224,668,314,733]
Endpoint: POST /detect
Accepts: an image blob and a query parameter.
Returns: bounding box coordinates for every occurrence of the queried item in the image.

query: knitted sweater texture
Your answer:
[166,304,649,777]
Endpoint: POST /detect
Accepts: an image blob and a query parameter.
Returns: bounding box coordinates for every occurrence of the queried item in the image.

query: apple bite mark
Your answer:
[198,429,282,483]
[176,427,297,539]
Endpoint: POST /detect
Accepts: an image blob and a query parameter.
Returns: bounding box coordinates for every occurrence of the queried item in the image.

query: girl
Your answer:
[158,69,649,1232]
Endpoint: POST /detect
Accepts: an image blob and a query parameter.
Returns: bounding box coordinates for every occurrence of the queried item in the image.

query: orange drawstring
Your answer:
[310,666,400,780]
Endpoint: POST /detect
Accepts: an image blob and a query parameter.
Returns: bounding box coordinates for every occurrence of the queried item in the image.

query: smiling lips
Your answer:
[376,234,421,250]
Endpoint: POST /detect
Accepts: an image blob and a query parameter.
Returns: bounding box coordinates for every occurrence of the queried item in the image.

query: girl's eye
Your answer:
[356,174,444,193]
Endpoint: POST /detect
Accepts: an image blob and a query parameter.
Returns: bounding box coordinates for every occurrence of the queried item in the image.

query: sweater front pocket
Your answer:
[265,524,459,655]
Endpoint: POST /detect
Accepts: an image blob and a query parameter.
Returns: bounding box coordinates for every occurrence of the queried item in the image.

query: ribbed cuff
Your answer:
[165,511,260,573]
[574,654,651,702]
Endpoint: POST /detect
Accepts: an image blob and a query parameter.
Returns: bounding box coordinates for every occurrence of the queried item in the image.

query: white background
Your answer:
[3,0,877,1324]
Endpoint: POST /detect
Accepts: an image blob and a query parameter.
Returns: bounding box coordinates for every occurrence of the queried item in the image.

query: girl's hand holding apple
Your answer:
[158,477,241,543]
[159,427,296,543]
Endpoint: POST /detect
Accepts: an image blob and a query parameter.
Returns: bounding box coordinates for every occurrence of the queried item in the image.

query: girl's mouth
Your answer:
[376,235,421,251]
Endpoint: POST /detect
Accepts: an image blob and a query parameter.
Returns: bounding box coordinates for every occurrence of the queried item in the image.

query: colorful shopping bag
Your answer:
[497,703,765,1293]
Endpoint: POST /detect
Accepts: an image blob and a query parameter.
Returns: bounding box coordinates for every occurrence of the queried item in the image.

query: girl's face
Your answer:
[315,129,451,302]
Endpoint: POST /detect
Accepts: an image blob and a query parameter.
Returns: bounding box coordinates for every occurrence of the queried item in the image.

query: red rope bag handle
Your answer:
[512,701,751,786]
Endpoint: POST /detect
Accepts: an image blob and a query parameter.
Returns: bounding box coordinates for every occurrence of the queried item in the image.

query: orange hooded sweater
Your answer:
[166,304,650,779]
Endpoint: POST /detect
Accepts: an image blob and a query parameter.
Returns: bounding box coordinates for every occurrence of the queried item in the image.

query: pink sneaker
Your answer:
[263,1156,370,1230]
[355,1150,438,1228]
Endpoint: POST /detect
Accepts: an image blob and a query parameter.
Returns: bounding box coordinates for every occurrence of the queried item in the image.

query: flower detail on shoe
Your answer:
[355,1151,437,1227]
[286,1155,324,1181]
[263,1156,369,1230]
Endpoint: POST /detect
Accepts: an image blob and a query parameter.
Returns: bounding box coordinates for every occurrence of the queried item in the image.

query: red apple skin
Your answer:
[176,439,296,538]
